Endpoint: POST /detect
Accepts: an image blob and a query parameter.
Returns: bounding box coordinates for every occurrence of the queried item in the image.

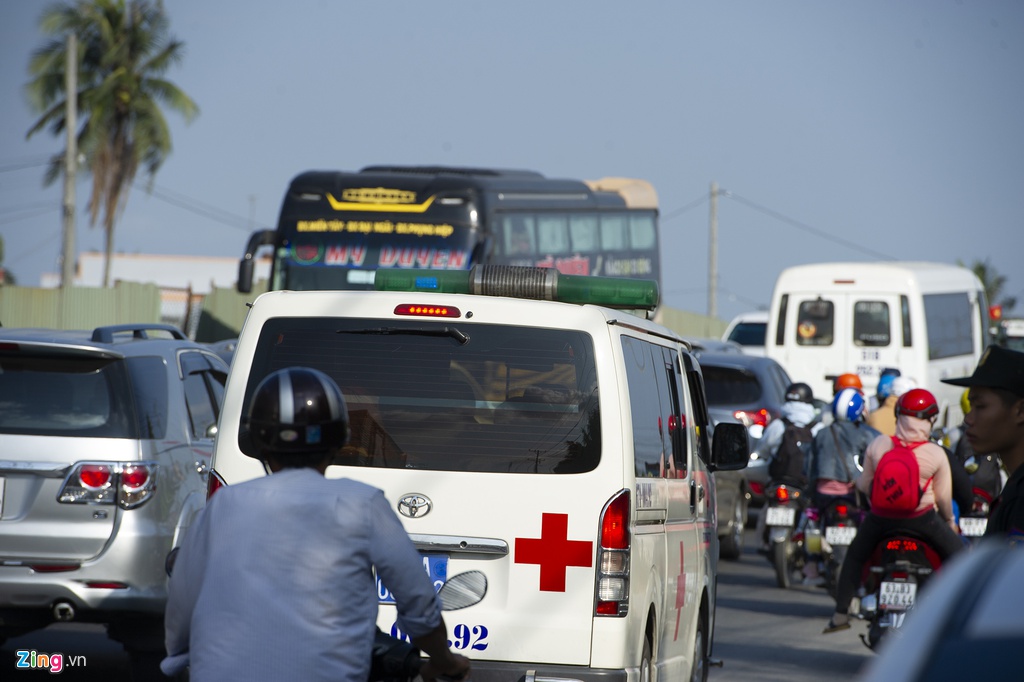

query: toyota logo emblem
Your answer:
[398,493,432,518]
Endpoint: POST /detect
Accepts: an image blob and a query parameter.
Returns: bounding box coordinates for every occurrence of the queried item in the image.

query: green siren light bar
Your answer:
[375,265,660,311]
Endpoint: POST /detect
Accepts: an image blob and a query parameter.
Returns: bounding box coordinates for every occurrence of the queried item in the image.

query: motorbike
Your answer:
[852,532,941,650]
[764,481,807,589]
[958,486,993,543]
[371,570,488,682]
[816,496,864,598]
[164,549,487,682]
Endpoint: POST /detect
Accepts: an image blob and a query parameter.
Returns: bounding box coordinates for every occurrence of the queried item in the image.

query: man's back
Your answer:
[165,469,441,682]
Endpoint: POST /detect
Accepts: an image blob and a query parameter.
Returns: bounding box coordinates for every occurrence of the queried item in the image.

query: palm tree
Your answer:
[25,0,198,287]
[959,258,1018,315]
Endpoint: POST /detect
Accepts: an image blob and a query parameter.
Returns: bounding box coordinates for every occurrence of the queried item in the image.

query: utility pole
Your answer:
[60,33,77,289]
[707,181,718,319]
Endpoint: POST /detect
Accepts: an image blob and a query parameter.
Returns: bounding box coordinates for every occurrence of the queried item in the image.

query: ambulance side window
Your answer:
[662,346,688,478]
[622,336,680,479]
[683,354,712,466]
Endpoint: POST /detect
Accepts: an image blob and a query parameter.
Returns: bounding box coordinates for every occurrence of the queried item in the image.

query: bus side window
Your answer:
[630,215,657,250]
[569,215,599,252]
[537,214,569,255]
[503,216,535,256]
[600,214,627,250]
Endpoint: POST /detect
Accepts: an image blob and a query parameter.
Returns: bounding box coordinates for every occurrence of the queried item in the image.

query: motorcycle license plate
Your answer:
[960,516,987,537]
[766,506,795,526]
[377,554,448,604]
[825,526,856,546]
[879,581,916,611]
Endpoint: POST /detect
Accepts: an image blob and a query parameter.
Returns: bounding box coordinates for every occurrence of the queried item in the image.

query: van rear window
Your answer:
[244,318,601,474]
[854,301,890,346]
[796,300,834,346]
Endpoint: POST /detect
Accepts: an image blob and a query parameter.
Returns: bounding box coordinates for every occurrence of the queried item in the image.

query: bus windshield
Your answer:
[240,167,660,293]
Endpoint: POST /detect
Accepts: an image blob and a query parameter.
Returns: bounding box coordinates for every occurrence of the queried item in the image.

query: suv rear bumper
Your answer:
[0,519,170,616]
[0,570,166,615]
[461,661,631,682]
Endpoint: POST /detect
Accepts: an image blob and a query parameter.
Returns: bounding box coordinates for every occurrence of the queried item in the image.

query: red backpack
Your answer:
[870,436,932,517]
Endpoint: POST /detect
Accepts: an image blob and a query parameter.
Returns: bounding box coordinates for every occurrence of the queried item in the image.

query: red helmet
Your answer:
[896,388,939,420]
[833,373,863,394]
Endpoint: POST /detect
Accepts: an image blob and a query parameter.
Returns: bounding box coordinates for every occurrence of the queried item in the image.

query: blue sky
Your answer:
[1,1,1022,324]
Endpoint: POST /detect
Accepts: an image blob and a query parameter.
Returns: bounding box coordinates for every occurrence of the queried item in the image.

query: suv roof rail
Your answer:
[91,324,187,344]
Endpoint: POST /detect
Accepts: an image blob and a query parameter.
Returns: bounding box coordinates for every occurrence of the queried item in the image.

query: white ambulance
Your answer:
[209,266,748,682]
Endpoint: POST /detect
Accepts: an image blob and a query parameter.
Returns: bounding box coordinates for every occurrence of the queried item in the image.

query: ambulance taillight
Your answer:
[596,489,630,616]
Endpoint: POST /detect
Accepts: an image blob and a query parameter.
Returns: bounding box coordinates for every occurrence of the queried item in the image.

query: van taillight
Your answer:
[596,489,630,617]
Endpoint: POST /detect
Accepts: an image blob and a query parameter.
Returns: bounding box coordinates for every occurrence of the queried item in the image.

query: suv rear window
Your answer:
[0,354,139,438]
[243,318,601,474]
[700,365,763,405]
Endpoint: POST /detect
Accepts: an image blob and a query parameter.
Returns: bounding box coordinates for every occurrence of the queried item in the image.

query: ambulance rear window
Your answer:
[243,318,601,474]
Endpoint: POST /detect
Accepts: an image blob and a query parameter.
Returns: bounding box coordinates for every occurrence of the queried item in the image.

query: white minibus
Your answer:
[765,261,988,428]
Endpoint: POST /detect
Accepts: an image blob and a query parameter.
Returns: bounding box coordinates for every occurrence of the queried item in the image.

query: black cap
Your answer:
[942,345,1024,398]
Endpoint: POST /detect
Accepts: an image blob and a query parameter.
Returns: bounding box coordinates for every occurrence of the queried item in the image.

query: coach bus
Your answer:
[236,166,660,294]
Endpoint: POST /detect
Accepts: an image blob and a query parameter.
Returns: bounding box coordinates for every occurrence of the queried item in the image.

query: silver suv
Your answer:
[0,323,228,675]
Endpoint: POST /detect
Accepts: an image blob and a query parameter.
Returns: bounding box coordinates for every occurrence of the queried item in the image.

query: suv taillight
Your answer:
[734,409,770,428]
[596,489,630,617]
[58,462,157,509]
[206,470,226,499]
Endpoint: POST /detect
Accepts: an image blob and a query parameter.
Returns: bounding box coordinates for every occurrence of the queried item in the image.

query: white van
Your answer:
[764,261,988,427]
[209,266,748,681]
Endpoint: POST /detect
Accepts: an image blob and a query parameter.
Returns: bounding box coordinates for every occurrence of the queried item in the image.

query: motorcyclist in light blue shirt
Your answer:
[163,367,469,682]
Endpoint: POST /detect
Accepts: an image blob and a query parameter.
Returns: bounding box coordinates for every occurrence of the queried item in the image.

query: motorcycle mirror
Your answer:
[437,570,487,611]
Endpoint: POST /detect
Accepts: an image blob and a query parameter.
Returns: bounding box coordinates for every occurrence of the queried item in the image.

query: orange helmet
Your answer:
[833,372,863,394]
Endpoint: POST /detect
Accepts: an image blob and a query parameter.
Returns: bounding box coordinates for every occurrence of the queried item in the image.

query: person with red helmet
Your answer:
[824,387,965,633]
[162,367,470,682]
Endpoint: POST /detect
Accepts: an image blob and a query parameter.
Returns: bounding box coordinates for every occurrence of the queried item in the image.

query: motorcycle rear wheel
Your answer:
[771,540,792,589]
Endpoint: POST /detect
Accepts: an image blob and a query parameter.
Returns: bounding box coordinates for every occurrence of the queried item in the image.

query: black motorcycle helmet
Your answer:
[785,382,814,404]
[241,367,349,459]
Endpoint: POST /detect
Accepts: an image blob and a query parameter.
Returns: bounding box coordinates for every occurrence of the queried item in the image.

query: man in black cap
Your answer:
[943,345,1024,542]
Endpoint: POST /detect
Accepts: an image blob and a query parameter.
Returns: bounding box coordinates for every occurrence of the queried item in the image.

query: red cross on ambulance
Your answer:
[514,513,594,592]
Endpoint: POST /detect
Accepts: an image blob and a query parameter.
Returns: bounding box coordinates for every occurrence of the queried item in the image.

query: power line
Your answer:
[7,227,62,264]
[724,192,894,261]
[0,158,53,174]
[134,182,256,232]
[0,154,53,174]
[661,193,707,223]
[0,202,55,216]
[0,205,58,227]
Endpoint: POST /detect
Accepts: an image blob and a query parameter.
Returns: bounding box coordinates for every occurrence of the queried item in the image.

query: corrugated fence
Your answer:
[0,281,267,342]
[1,281,724,343]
